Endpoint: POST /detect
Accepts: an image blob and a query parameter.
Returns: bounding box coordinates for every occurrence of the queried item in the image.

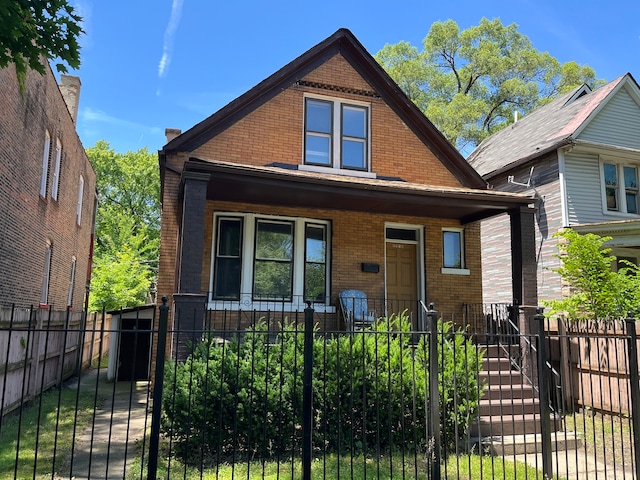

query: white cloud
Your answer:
[158,0,185,78]
[81,107,162,135]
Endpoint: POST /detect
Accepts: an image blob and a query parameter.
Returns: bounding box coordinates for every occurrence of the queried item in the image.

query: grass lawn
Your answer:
[564,409,635,473]
[128,448,541,479]
[0,378,105,479]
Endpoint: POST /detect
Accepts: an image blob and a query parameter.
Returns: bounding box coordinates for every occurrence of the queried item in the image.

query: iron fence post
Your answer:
[427,304,441,480]
[302,302,314,480]
[148,296,169,480]
[625,317,640,480]
[535,308,552,479]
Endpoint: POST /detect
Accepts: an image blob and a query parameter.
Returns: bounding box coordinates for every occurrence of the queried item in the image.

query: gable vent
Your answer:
[295,80,380,98]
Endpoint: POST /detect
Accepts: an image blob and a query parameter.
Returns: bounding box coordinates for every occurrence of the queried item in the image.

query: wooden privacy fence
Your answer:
[0,305,110,418]
[548,317,639,415]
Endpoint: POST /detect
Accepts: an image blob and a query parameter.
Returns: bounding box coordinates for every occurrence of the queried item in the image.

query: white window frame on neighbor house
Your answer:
[51,138,62,200]
[299,94,374,179]
[209,212,332,312]
[40,240,53,306]
[601,158,640,216]
[40,130,51,197]
[441,227,470,275]
[76,175,84,225]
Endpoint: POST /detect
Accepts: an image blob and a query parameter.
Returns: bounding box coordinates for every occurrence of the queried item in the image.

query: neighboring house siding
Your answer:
[579,88,640,149]
[564,153,606,224]
[481,158,564,303]
[0,64,96,308]
[192,54,463,189]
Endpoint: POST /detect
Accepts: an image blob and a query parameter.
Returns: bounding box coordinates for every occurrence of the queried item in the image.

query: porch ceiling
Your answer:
[184,158,534,224]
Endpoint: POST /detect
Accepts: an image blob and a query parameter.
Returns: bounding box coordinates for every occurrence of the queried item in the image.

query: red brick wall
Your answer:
[156,51,484,337]
[193,54,462,188]
[0,63,96,309]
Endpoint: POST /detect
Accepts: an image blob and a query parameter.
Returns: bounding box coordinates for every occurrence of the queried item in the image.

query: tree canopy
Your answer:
[375,18,603,154]
[0,0,83,89]
[86,141,160,312]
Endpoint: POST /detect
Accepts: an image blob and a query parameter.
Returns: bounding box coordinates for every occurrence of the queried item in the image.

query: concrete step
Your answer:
[478,397,539,416]
[470,413,562,437]
[479,370,529,386]
[468,431,583,456]
[482,356,515,371]
[481,382,536,401]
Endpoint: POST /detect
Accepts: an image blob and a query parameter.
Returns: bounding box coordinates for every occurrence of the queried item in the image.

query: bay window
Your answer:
[211,213,330,307]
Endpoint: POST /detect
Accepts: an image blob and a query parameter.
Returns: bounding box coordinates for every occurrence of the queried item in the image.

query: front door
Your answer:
[386,242,418,327]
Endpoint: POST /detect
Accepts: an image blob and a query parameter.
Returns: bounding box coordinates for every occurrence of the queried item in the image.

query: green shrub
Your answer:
[161,314,483,464]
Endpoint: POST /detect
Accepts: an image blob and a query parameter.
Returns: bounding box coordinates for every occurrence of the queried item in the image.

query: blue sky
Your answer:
[65,0,640,154]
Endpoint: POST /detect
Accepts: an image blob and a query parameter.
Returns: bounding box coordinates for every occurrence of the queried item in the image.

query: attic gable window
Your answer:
[303,96,370,173]
[603,161,639,215]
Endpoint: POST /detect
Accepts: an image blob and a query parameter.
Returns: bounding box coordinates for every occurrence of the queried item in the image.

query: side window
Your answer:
[212,217,243,299]
[442,228,469,274]
[40,130,51,197]
[41,241,53,305]
[52,138,62,200]
[67,256,77,307]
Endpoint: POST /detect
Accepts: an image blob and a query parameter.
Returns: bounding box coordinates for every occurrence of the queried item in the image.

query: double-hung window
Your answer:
[304,96,369,172]
[442,228,469,275]
[603,161,639,214]
[211,214,330,308]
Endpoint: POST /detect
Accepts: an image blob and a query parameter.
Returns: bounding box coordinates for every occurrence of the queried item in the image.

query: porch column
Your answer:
[173,171,209,360]
[509,206,538,383]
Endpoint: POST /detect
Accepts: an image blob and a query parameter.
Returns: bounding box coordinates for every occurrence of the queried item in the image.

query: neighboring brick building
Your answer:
[157,29,535,345]
[0,62,96,310]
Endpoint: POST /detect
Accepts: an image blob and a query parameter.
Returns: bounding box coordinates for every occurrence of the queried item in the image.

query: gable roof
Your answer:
[467,73,639,179]
[160,28,487,189]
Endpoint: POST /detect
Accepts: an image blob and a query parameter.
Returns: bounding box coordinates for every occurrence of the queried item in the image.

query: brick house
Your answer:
[157,29,536,344]
[0,62,96,310]
[468,73,640,304]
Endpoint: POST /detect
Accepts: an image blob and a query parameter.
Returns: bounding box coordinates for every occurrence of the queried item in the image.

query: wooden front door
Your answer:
[386,242,418,326]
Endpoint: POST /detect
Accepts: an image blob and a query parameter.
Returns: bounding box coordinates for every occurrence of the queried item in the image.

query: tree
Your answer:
[375,18,602,153]
[545,230,640,320]
[86,141,160,311]
[0,0,83,89]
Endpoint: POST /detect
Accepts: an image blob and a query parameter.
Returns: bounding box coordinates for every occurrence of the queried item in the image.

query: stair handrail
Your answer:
[495,306,564,413]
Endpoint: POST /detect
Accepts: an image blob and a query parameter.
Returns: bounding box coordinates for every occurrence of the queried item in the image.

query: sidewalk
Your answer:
[65,369,152,480]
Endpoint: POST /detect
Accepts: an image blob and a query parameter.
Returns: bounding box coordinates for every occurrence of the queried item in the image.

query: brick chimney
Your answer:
[165,128,182,143]
[59,75,81,124]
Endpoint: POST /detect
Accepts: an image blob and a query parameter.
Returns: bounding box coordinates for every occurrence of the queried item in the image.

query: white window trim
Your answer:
[441,227,470,275]
[76,175,84,225]
[51,138,62,200]
[302,93,372,175]
[208,212,334,312]
[600,156,640,217]
[40,130,51,197]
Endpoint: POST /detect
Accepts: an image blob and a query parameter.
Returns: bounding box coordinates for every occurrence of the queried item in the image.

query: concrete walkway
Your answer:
[65,369,152,480]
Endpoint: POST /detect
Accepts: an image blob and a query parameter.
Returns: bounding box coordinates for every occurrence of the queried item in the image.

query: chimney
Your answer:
[59,75,81,124]
[165,128,182,143]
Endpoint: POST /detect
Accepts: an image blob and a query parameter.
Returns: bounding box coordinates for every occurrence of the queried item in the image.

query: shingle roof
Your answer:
[467,75,628,179]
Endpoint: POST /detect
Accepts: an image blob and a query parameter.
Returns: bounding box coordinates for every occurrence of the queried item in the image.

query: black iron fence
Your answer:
[1,300,640,479]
